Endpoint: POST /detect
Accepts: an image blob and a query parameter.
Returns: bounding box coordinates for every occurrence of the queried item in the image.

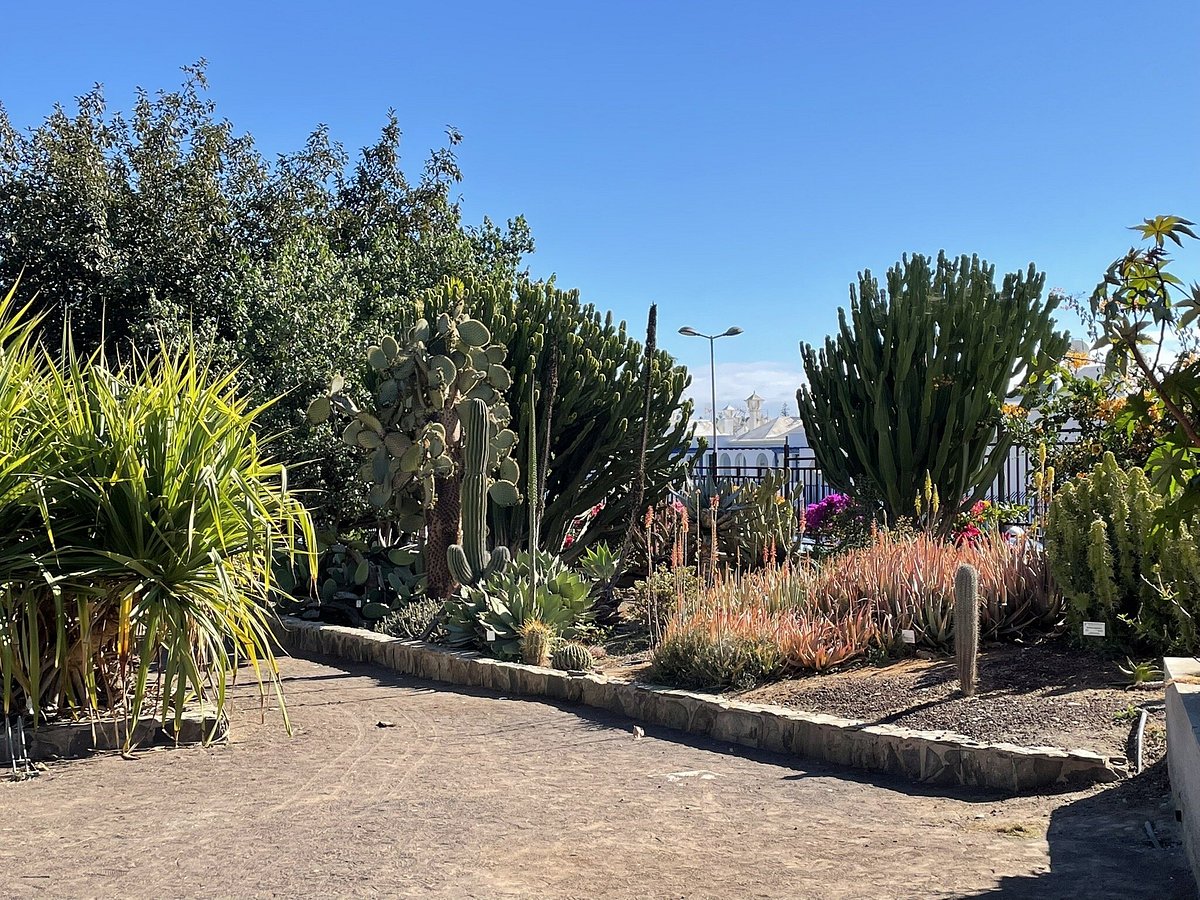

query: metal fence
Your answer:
[691,429,1081,514]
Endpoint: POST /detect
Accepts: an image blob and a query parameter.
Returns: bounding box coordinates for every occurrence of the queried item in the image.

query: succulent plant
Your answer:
[441,550,593,659]
[308,278,520,597]
[518,619,553,666]
[551,641,595,672]
[447,397,512,586]
[954,563,980,697]
[376,596,444,641]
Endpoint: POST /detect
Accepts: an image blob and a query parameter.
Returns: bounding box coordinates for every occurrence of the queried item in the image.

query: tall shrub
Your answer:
[0,293,315,734]
[797,252,1068,530]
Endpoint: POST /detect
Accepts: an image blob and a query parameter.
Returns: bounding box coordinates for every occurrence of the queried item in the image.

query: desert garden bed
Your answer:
[596,632,1163,770]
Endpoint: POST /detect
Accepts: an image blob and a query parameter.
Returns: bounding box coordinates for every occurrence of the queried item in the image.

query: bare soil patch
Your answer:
[737,642,1162,765]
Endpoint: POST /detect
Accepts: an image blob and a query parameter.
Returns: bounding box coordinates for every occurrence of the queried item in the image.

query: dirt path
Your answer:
[0,655,1192,899]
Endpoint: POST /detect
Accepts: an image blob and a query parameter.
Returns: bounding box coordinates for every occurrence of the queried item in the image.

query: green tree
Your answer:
[1085,215,1200,524]
[797,252,1068,530]
[0,62,532,529]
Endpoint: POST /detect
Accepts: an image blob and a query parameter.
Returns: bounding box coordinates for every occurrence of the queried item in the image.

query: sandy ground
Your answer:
[0,655,1193,899]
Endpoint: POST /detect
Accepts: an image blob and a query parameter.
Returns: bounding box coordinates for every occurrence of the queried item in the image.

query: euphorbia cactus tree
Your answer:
[797,252,1068,532]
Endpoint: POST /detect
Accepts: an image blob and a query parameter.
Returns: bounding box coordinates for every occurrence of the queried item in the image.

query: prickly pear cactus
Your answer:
[308,278,521,596]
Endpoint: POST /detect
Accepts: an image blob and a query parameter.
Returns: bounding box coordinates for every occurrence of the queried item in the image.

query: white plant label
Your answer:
[485,627,496,642]
[900,629,916,644]
[1082,621,1106,637]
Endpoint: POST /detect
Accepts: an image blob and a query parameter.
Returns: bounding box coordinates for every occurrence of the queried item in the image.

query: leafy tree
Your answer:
[0,62,532,529]
[1083,215,1200,524]
[797,252,1068,531]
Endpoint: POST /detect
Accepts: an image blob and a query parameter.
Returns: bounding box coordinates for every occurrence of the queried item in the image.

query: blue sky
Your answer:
[2,1,1197,413]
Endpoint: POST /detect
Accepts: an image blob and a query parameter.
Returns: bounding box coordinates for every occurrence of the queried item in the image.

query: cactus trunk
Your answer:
[447,398,510,587]
[955,563,980,697]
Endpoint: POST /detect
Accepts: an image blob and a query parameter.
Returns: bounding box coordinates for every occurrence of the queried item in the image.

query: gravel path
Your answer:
[0,654,1191,899]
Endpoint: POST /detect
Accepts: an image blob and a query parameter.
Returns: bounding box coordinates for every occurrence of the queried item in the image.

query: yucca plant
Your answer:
[0,310,315,743]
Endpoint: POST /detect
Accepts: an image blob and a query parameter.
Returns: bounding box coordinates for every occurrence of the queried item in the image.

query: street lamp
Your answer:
[678,325,743,476]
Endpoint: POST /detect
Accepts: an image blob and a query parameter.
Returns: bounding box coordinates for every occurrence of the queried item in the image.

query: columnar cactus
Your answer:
[447,398,511,587]
[954,563,980,697]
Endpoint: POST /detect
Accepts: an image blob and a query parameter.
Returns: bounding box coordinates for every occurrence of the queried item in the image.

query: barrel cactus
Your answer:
[519,619,553,667]
[551,641,595,672]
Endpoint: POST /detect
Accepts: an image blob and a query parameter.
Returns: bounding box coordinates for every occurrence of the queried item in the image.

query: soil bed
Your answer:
[734,642,1163,765]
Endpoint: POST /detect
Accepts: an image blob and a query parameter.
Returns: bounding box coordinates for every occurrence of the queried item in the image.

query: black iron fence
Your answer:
[691,429,1081,514]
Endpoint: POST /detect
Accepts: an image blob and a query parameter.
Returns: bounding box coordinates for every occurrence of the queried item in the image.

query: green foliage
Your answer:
[650,629,783,690]
[551,641,595,672]
[954,564,980,697]
[578,542,619,586]
[518,619,553,666]
[1084,216,1200,526]
[1046,452,1200,651]
[277,535,423,627]
[0,63,532,530]
[797,252,1068,530]
[376,597,444,641]
[1119,658,1164,687]
[0,288,314,737]
[441,551,593,659]
[313,284,519,597]
[465,280,696,552]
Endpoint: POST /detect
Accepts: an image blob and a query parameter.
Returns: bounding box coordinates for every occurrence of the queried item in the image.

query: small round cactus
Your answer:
[551,641,595,672]
[518,619,553,667]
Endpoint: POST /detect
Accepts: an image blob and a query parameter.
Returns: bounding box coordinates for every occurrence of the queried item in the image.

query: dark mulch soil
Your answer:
[735,641,1164,765]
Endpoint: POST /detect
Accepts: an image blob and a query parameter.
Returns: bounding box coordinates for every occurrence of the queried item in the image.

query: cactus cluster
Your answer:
[1046,451,1200,650]
[551,641,595,672]
[954,563,980,697]
[797,252,1068,531]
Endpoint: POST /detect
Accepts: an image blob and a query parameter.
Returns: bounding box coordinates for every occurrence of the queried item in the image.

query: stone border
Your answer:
[275,616,1120,792]
[2,705,226,763]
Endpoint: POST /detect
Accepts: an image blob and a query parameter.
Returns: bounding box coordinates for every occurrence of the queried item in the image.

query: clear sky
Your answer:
[2,1,1197,413]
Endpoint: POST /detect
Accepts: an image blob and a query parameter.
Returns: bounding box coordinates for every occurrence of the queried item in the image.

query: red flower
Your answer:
[563,534,575,548]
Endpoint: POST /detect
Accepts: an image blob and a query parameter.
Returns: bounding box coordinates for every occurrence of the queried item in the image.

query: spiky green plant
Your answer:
[797,252,1068,531]
[309,278,520,597]
[446,397,511,587]
[1046,451,1200,650]
[0,307,315,741]
[955,564,980,697]
[551,641,595,672]
[518,618,553,666]
[375,597,443,641]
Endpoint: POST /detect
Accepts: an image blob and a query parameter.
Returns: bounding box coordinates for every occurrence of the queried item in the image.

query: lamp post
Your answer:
[678,325,743,477]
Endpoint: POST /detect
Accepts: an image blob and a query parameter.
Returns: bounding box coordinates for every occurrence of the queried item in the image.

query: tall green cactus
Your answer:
[954,564,980,697]
[797,252,1068,531]
[447,397,512,586]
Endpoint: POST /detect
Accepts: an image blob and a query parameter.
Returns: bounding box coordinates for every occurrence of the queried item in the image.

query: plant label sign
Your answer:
[1082,621,1106,638]
[900,629,916,644]
[485,627,497,642]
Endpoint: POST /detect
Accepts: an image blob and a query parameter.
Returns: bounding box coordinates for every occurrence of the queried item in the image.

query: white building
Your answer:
[690,392,811,472]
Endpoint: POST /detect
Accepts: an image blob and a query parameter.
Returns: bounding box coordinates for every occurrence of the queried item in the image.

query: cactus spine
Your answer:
[551,641,594,672]
[954,563,980,697]
[447,398,511,586]
[519,619,553,667]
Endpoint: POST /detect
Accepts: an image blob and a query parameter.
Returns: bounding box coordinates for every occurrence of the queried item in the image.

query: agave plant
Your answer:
[0,300,315,742]
[442,550,592,659]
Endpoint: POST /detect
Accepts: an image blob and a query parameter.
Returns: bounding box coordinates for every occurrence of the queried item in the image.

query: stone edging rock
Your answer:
[2,705,226,763]
[275,616,1120,792]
